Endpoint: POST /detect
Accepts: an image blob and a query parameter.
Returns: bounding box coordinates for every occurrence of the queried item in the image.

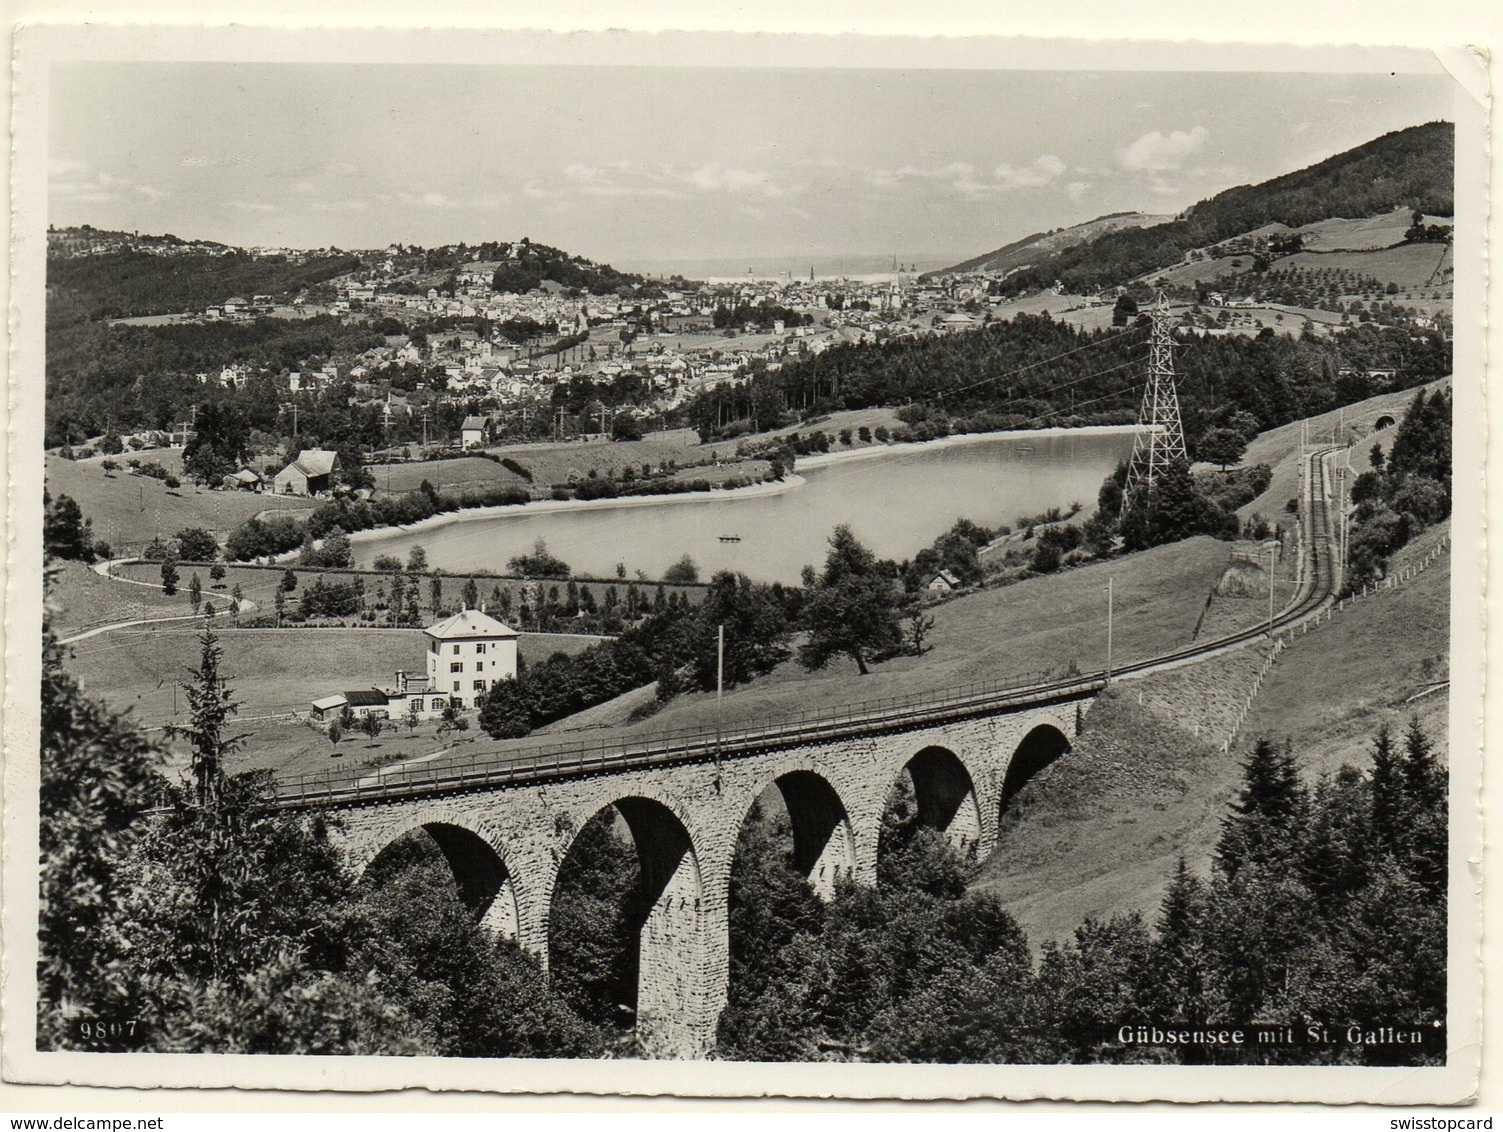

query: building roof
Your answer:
[344,689,390,707]
[283,449,339,478]
[310,694,347,712]
[424,607,519,641]
[461,415,488,431]
[232,468,261,483]
[929,569,962,586]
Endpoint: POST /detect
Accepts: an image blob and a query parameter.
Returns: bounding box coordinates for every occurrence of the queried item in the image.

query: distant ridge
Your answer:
[987,121,1454,296]
[931,212,1172,278]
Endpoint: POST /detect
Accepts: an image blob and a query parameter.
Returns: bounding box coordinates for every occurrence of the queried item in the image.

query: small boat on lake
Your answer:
[718,534,742,543]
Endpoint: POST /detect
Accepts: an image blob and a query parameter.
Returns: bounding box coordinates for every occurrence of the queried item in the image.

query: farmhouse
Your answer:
[273,449,339,496]
[308,606,520,722]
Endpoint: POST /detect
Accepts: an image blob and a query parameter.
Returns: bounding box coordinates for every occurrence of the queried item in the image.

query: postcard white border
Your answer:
[3,17,1492,1108]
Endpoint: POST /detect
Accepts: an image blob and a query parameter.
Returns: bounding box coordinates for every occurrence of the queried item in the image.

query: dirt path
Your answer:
[59,558,259,645]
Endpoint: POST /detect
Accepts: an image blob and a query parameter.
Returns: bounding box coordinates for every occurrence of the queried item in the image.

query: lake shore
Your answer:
[345,423,1143,556]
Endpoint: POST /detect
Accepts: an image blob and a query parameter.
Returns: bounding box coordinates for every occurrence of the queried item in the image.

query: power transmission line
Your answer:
[1120,294,1188,516]
[930,321,1149,403]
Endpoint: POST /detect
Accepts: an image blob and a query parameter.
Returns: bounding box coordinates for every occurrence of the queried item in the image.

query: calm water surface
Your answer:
[353,430,1140,584]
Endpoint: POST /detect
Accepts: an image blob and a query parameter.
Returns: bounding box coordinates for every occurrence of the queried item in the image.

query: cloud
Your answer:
[1119,126,1210,173]
[557,160,791,200]
[1067,181,1090,203]
[51,166,168,204]
[232,201,276,212]
[394,191,457,209]
[993,154,1067,190]
[558,162,684,199]
[683,163,786,198]
[868,157,1068,196]
[865,162,978,192]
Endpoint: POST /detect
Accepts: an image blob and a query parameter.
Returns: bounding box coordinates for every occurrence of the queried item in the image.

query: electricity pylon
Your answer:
[1120,293,1188,516]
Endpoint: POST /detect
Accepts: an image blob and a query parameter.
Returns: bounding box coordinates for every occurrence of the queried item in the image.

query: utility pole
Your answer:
[1267,540,1278,636]
[1105,577,1115,682]
[715,623,725,777]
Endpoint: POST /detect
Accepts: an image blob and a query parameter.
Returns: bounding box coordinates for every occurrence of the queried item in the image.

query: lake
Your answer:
[351,428,1142,584]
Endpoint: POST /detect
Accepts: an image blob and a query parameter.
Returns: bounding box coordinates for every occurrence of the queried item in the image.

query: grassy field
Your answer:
[975,683,1245,946]
[370,456,531,496]
[1293,209,1447,252]
[977,533,1449,946]
[61,625,597,727]
[69,531,1253,784]
[463,412,908,493]
[45,452,318,552]
[46,560,188,637]
[1143,255,1255,289]
[1276,242,1454,292]
[478,535,1255,748]
[1238,521,1450,767]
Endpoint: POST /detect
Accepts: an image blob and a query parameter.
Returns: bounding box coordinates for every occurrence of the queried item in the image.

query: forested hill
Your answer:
[687,313,1451,454]
[994,122,1454,296]
[486,239,652,296]
[934,212,1172,277]
[47,248,363,321]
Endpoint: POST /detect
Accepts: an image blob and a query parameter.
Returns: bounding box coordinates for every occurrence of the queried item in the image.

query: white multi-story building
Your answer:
[309,606,519,723]
[424,607,519,710]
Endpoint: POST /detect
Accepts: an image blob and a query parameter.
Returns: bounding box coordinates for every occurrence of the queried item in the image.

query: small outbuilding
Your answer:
[460,415,489,449]
[926,569,962,593]
[273,449,340,496]
[222,468,263,492]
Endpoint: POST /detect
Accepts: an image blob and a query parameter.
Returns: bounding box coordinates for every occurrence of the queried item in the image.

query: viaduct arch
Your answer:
[321,697,1084,1058]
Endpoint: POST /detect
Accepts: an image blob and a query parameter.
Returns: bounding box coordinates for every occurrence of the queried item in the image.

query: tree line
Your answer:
[681,312,1449,453]
[1346,387,1452,591]
[713,722,1444,1064]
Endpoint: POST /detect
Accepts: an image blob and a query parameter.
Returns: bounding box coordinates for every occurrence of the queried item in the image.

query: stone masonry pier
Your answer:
[314,697,1084,1058]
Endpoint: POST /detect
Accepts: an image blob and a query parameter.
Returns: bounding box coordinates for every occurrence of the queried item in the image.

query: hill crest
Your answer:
[961,122,1453,296]
[933,212,1173,277]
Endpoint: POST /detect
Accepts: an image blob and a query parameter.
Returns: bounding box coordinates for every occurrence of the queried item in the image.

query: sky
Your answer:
[48,65,1455,273]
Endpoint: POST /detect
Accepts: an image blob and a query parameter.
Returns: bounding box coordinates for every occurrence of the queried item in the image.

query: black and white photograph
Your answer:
[2,19,1488,1107]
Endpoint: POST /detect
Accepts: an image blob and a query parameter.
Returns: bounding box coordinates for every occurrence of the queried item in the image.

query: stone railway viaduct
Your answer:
[281,691,1088,1058]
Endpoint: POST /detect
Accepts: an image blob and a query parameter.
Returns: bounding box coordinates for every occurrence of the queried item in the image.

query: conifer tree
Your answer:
[1368,723,1405,849]
[1401,717,1446,894]
[1215,738,1304,879]
[1151,856,1212,1028]
[166,618,248,809]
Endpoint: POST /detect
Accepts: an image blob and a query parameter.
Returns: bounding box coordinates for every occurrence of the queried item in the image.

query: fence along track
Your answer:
[275,447,1348,810]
